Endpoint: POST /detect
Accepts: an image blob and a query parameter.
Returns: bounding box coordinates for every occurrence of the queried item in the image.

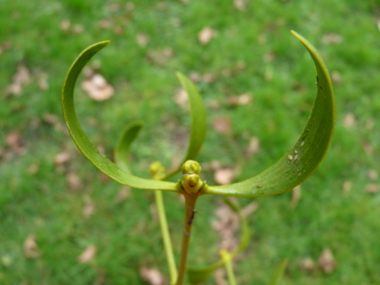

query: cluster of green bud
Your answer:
[178,160,207,195]
[149,161,166,180]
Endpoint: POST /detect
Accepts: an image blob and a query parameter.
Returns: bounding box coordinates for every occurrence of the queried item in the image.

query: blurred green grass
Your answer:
[1,0,380,284]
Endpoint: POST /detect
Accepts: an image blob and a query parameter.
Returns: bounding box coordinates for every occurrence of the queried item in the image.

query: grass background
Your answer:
[1,0,380,284]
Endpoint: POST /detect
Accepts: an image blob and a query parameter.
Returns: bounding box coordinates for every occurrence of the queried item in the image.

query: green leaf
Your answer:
[62,41,178,193]
[270,258,289,285]
[114,121,143,173]
[204,30,335,198]
[187,198,250,284]
[164,72,207,179]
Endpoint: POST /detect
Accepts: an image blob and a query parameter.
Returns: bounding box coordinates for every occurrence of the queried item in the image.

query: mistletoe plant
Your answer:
[62,31,335,285]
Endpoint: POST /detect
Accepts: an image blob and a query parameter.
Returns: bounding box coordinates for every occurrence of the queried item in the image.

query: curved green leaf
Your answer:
[62,41,178,193]
[164,72,207,179]
[114,121,143,173]
[187,198,250,284]
[204,30,335,198]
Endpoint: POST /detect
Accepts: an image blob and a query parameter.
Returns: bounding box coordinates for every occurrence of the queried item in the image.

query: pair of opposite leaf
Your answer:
[62,31,334,284]
[62,30,335,199]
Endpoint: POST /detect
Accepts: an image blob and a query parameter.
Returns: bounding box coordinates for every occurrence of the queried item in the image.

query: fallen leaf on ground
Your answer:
[202,72,216,83]
[174,88,188,109]
[6,132,26,154]
[35,70,48,91]
[72,24,84,35]
[322,33,343,45]
[362,140,373,155]
[137,33,149,47]
[318,249,336,274]
[212,203,239,251]
[83,195,95,219]
[6,64,31,96]
[290,185,301,208]
[54,151,71,165]
[212,117,232,135]
[365,119,374,130]
[81,74,114,101]
[24,234,40,258]
[67,172,82,190]
[299,258,315,272]
[115,186,131,203]
[214,168,235,185]
[343,113,355,128]
[60,19,70,31]
[331,71,341,84]
[365,184,379,193]
[97,18,113,29]
[228,93,252,106]
[233,0,247,10]
[198,27,216,45]
[214,268,227,285]
[368,169,378,181]
[147,48,173,67]
[189,71,201,82]
[247,137,260,157]
[43,113,57,125]
[78,245,97,263]
[209,100,221,110]
[342,181,351,194]
[139,267,165,285]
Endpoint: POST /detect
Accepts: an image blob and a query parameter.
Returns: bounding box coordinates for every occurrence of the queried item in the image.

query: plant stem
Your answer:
[176,194,198,285]
[220,250,237,285]
[155,191,178,285]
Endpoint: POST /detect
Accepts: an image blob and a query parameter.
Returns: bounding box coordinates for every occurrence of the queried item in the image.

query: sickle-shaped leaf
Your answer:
[114,121,143,173]
[163,72,207,179]
[204,31,335,198]
[62,41,178,193]
[187,198,250,284]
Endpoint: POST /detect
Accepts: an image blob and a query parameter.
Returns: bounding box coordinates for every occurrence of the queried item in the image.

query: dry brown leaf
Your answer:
[36,70,49,91]
[78,245,97,263]
[362,140,373,155]
[6,132,26,154]
[368,169,378,181]
[67,172,82,190]
[174,88,188,109]
[147,48,173,67]
[60,19,70,32]
[233,0,247,11]
[247,137,260,157]
[97,18,113,29]
[82,74,114,101]
[290,185,302,208]
[212,203,239,251]
[331,71,341,85]
[343,113,355,128]
[73,24,84,35]
[188,71,201,82]
[54,151,71,165]
[214,268,227,285]
[322,33,343,45]
[6,64,31,96]
[139,267,165,285]
[212,117,232,135]
[137,33,149,47]
[228,93,252,106]
[240,201,258,218]
[342,181,351,194]
[115,186,131,203]
[318,249,336,274]
[365,184,379,193]
[202,73,216,83]
[113,26,123,35]
[24,234,40,258]
[83,195,95,219]
[214,168,235,185]
[109,3,120,12]
[198,27,216,45]
[43,113,57,125]
[299,258,315,272]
